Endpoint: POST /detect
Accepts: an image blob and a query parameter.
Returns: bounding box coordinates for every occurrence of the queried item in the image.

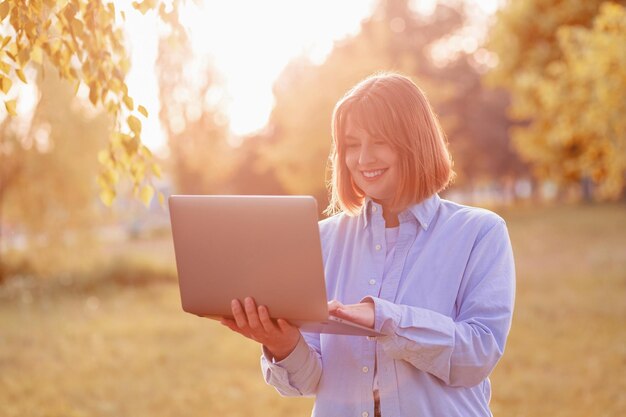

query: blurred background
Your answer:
[0,0,625,416]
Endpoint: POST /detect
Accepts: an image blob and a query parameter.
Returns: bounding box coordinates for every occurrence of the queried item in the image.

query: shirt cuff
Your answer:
[361,296,401,335]
[262,334,311,373]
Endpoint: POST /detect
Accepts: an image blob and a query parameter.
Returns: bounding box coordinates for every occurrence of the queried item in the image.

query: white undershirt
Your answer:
[373,225,400,392]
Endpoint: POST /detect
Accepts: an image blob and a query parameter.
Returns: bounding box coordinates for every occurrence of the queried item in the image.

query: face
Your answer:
[343,117,400,210]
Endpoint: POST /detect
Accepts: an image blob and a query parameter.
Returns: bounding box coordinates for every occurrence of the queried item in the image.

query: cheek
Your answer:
[386,151,400,168]
[344,151,357,169]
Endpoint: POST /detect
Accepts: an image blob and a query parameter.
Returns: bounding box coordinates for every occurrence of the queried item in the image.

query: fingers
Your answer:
[330,306,350,319]
[328,299,344,313]
[277,318,294,333]
[258,304,280,334]
[328,302,375,329]
[244,297,262,329]
[220,318,245,335]
[232,297,280,334]
[222,299,301,358]
[231,299,248,329]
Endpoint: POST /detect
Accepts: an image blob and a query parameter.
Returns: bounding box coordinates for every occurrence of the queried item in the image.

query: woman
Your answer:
[220,72,515,417]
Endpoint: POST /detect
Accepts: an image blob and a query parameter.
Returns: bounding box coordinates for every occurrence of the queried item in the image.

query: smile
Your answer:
[361,169,387,179]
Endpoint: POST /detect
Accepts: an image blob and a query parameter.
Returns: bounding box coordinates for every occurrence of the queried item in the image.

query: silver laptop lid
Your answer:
[169,195,329,322]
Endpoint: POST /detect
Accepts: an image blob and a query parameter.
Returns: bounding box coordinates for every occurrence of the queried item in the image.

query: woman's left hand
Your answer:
[328,300,375,329]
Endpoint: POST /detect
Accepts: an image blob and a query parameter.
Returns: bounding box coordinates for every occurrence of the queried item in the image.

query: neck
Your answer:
[382,205,399,228]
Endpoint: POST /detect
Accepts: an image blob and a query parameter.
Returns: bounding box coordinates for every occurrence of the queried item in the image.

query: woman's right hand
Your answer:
[220,296,301,361]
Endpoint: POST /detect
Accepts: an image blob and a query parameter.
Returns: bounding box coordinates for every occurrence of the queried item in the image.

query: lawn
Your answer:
[0,203,624,416]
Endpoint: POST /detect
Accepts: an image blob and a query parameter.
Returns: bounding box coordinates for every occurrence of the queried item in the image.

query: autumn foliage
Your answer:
[489,0,626,199]
[0,0,178,206]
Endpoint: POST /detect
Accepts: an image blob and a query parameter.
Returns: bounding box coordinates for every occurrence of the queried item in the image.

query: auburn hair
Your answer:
[325,72,454,216]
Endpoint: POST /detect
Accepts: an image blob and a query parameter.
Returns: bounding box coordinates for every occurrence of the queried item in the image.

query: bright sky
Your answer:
[123,0,501,153]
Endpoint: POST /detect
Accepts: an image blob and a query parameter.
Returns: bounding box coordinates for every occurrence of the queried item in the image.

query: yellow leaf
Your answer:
[120,57,130,73]
[97,173,109,190]
[138,105,148,117]
[7,41,17,56]
[18,48,29,66]
[99,188,116,206]
[131,160,146,182]
[0,1,10,22]
[4,99,16,116]
[158,191,165,206]
[123,94,134,110]
[139,185,154,207]
[127,115,142,135]
[0,75,12,94]
[132,0,153,15]
[140,144,153,158]
[0,60,9,75]
[49,39,62,55]
[89,83,98,105]
[31,46,43,65]
[106,100,117,114]
[151,162,162,178]
[97,149,110,165]
[70,18,84,37]
[122,135,139,155]
[103,168,119,185]
[16,68,26,83]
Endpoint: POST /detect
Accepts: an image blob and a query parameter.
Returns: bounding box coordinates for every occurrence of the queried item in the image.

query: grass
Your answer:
[0,203,624,416]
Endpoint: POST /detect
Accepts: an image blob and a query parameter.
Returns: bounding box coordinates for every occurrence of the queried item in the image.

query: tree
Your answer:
[1,64,110,281]
[0,0,182,206]
[488,0,626,199]
[155,20,236,195]
[435,55,528,188]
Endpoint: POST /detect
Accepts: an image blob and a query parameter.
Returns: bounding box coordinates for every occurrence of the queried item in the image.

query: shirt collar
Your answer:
[362,194,440,231]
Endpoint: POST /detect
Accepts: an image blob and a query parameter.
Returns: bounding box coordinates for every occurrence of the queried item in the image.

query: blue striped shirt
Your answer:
[261,194,515,417]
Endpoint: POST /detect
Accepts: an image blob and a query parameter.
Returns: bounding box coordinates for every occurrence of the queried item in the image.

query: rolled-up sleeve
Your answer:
[260,331,323,396]
[363,220,515,387]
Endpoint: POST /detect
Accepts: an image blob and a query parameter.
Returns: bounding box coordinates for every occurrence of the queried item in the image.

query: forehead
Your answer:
[344,115,374,139]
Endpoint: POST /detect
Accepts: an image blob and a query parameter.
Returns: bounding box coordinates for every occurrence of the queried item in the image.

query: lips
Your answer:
[361,168,387,179]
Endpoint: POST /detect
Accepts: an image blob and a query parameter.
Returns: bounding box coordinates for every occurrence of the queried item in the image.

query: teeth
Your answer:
[362,169,385,178]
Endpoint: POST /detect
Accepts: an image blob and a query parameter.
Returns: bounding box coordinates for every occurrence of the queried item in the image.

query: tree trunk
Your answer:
[581,176,594,203]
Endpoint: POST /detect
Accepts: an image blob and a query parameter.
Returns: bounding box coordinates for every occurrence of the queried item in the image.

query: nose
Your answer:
[358,143,376,165]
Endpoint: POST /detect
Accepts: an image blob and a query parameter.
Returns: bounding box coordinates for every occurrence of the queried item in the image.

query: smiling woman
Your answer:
[220,72,516,417]
[329,73,454,218]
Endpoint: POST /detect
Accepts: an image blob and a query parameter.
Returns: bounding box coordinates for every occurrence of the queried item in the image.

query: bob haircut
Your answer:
[325,72,454,216]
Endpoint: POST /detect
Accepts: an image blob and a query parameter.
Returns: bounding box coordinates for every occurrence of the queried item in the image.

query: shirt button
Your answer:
[375,244,381,251]
[362,412,369,417]
[362,366,369,373]
[372,206,377,212]
[369,279,376,285]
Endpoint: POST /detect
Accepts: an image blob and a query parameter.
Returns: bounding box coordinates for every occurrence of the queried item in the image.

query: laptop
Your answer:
[168,195,382,337]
